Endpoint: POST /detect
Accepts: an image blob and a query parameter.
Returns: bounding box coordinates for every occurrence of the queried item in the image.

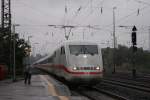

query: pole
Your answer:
[12,24,20,82]
[83,28,85,40]
[132,26,137,78]
[12,25,16,81]
[1,0,4,29]
[28,36,30,66]
[1,0,12,78]
[28,37,30,66]
[27,36,32,66]
[149,28,150,51]
[113,7,116,73]
[33,43,39,57]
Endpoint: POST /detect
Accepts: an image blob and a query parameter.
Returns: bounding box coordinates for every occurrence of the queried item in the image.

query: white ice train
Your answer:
[34,41,103,84]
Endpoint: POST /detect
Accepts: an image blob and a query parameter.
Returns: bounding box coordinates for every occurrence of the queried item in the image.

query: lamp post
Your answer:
[32,43,39,57]
[143,26,150,51]
[27,36,32,66]
[28,36,32,44]
[113,7,117,73]
[12,24,20,82]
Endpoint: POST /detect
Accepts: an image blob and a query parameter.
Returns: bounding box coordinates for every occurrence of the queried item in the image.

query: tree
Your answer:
[102,45,150,73]
[0,30,30,75]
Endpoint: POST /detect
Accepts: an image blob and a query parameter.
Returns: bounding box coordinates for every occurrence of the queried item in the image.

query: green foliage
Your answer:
[102,45,150,73]
[0,30,30,74]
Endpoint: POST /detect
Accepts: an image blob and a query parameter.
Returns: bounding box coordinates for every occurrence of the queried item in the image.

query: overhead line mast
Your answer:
[1,0,11,31]
[48,24,101,40]
[1,0,12,78]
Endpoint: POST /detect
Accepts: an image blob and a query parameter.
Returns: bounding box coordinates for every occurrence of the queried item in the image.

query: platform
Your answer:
[0,75,70,100]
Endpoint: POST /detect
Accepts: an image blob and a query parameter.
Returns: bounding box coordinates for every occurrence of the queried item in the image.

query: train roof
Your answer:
[33,54,51,64]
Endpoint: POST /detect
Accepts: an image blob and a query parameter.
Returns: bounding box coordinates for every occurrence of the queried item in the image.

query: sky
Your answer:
[6,0,150,55]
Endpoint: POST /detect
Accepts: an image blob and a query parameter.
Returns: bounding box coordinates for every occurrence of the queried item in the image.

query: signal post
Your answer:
[131,26,137,78]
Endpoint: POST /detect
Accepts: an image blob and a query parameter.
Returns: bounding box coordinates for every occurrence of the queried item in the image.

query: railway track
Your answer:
[105,72,150,83]
[72,86,128,100]
[104,77,150,88]
[96,79,150,100]
[92,88,128,100]
[102,79,150,93]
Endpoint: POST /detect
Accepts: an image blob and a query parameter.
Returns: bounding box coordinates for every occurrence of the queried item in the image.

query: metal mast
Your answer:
[1,0,12,77]
[149,28,150,51]
[1,0,11,31]
[113,7,117,73]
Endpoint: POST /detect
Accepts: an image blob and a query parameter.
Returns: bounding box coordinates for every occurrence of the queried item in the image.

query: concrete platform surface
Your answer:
[0,75,70,100]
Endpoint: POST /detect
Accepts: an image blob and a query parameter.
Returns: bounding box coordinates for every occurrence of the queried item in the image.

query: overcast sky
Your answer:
[6,0,150,55]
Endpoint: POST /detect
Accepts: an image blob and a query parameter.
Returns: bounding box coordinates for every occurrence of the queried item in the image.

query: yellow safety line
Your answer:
[40,75,69,100]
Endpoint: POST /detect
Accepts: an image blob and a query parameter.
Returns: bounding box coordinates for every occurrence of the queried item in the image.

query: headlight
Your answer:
[96,66,100,70]
[83,55,87,58]
[73,66,77,70]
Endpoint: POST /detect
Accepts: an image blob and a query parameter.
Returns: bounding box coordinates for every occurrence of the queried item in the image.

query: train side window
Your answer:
[61,46,65,54]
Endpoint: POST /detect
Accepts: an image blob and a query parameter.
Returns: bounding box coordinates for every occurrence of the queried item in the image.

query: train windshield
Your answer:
[69,45,98,55]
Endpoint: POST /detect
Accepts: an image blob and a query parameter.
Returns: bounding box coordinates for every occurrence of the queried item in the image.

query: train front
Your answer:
[65,43,103,84]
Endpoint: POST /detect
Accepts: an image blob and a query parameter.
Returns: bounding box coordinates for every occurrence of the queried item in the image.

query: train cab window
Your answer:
[69,45,98,55]
[61,46,65,54]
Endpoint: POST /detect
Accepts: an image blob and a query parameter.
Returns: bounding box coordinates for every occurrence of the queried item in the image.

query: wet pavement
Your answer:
[0,69,119,100]
[0,75,69,100]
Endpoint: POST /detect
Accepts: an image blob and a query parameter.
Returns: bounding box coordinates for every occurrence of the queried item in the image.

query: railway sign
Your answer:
[131,26,137,50]
[132,25,137,31]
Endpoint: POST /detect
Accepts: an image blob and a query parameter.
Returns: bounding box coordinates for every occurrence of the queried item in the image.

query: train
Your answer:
[33,41,103,84]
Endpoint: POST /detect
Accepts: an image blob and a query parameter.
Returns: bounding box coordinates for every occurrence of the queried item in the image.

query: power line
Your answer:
[78,0,150,33]
[13,0,150,36]
[67,0,91,25]
[67,0,104,25]
[73,0,122,28]
[134,0,150,6]
[101,5,149,31]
